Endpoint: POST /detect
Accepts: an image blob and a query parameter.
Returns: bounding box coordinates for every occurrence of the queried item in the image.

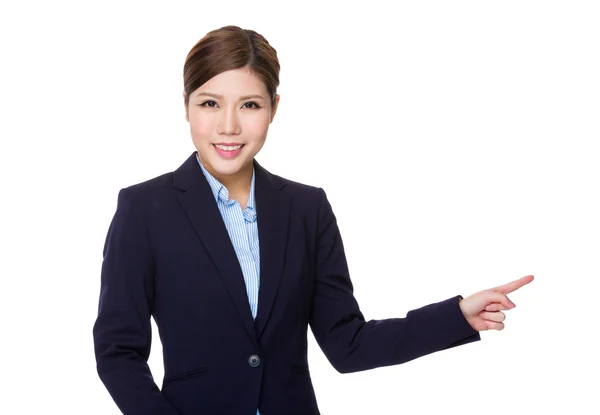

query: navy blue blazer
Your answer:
[93,151,480,415]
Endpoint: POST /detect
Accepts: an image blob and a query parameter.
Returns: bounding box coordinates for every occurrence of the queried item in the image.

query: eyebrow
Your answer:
[195,92,266,101]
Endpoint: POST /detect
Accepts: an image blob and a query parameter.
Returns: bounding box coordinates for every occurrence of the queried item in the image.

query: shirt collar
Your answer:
[196,153,256,212]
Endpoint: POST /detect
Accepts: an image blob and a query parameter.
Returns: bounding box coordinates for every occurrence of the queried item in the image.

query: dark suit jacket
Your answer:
[92,151,480,415]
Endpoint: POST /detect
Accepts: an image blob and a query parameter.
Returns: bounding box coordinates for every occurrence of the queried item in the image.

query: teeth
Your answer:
[215,144,242,151]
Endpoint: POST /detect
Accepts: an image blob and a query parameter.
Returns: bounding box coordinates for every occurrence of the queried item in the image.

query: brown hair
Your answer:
[183,25,280,108]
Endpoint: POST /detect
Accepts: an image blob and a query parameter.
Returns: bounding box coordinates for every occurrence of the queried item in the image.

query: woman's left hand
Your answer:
[459,275,534,331]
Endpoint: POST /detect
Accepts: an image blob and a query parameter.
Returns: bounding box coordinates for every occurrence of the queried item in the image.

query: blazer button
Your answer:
[248,354,261,367]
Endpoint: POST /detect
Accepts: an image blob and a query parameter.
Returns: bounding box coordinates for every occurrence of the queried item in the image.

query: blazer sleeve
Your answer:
[309,188,481,374]
[92,188,180,415]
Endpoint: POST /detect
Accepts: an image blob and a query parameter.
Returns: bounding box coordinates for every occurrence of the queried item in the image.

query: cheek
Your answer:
[189,119,213,140]
[246,116,271,136]
[188,111,270,140]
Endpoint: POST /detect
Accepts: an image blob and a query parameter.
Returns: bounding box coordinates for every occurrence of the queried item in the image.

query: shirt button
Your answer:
[248,354,261,368]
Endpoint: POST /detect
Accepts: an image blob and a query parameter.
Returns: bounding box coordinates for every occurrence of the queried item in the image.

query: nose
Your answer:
[217,106,241,135]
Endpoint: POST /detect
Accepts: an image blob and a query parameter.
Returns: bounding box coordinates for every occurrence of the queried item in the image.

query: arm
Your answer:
[309,188,480,374]
[92,189,180,415]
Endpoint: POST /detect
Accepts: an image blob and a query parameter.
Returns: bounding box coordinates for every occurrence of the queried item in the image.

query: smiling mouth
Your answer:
[212,143,245,158]
[213,144,245,151]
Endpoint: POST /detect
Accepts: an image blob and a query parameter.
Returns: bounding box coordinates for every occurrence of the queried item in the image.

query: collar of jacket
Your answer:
[172,151,292,343]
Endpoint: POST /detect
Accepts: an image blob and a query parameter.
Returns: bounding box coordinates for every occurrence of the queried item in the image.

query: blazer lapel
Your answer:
[173,152,256,341]
[253,159,291,340]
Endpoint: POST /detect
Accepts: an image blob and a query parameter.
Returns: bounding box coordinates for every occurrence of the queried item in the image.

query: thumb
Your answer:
[484,291,515,310]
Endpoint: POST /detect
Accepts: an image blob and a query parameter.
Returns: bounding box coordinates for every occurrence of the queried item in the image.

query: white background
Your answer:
[1,0,598,413]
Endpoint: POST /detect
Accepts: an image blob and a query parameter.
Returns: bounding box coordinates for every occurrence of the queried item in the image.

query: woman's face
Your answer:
[185,67,279,183]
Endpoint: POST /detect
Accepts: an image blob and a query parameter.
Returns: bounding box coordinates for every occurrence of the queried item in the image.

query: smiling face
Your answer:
[185,66,280,186]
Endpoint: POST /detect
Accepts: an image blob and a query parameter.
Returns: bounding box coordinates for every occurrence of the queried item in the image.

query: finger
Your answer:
[485,321,505,331]
[493,275,534,294]
[479,311,506,323]
[486,292,515,309]
[485,303,511,312]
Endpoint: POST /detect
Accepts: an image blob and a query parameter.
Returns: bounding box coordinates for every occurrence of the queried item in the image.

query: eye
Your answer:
[243,101,261,109]
[199,100,218,108]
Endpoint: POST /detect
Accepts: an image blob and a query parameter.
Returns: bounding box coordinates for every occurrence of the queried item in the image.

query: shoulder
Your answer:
[114,170,179,213]
[117,151,197,199]
[264,165,328,199]
[122,171,174,195]
[265,170,331,216]
[275,173,322,197]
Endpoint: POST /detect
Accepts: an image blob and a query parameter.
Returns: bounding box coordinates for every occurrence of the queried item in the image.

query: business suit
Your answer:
[93,151,480,415]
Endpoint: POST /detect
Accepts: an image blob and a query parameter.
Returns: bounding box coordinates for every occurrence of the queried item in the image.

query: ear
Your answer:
[270,94,280,123]
[183,91,189,122]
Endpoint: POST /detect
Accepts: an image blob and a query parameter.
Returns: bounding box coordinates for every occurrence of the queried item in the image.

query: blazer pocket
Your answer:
[289,364,310,373]
[162,366,210,386]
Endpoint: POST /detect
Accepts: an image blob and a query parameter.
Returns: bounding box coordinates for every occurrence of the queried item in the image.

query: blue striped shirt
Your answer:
[197,155,262,415]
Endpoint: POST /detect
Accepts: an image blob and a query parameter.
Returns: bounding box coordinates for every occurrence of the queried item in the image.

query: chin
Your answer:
[209,158,251,176]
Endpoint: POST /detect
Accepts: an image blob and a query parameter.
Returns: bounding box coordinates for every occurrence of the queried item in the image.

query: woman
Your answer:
[92,25,534,415]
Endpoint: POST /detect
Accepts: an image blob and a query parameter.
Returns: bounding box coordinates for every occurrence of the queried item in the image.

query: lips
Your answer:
[213,143,244,159]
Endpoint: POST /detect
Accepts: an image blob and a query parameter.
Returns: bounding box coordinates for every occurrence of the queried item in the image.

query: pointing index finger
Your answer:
[493,275,535,294]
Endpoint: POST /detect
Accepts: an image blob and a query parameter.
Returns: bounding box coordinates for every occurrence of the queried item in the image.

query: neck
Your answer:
[205,159,253,196]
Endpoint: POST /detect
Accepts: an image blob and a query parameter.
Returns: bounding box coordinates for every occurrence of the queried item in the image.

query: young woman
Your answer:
[92,25,534,415]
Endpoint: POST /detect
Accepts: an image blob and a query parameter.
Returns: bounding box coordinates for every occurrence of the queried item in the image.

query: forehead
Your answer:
[194,67,268,99]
